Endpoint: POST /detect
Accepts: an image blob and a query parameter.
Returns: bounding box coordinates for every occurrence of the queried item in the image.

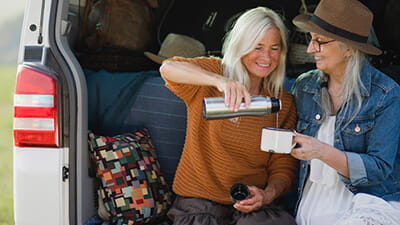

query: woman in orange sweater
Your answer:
[159,7,297,225]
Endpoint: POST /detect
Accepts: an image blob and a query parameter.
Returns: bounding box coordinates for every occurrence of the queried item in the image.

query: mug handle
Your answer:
[291,143,302,148]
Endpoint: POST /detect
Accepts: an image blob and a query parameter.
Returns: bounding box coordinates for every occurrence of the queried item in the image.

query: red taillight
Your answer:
[13,66,59,147]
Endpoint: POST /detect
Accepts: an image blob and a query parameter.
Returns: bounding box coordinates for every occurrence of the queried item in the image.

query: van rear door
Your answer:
[14,0,92,224]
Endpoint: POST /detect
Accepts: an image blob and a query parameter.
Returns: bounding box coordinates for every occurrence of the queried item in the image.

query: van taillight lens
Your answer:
[13,67,59,147]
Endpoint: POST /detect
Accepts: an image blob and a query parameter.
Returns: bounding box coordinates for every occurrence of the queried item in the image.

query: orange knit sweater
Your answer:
[164,56,298,205]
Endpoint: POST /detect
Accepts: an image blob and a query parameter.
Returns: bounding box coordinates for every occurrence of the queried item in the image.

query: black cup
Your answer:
[230,183,249,203]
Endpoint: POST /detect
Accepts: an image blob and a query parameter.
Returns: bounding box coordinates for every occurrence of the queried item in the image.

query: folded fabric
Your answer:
[85,69,159,136]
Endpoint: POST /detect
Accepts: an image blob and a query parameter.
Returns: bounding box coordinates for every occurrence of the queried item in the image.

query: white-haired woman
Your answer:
[159,6,297,225]
[290,0,400,224]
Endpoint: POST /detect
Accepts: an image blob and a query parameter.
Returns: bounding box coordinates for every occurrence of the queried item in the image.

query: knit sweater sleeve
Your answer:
[162,56,223,102]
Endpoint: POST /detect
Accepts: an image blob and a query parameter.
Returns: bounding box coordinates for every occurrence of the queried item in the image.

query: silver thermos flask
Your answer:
[203,96,281,120]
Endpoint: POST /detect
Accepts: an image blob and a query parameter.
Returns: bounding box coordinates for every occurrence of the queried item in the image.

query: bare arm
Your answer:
[320,143,349,177]
[159,60,224,88]
[292,133,349,177]
[159,60,251,110]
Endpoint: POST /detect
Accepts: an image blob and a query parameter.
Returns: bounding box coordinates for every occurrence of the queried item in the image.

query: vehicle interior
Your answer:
[62,0,400,224]
[69,0,400,79]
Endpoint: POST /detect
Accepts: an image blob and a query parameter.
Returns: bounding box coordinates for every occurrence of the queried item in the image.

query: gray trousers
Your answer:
[167,196,297,225]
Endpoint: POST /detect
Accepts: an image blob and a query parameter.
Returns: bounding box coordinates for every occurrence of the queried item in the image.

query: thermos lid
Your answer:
[270,97,281,113]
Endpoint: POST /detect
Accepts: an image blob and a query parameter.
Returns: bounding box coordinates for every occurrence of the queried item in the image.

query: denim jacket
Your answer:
[291,61,400,208]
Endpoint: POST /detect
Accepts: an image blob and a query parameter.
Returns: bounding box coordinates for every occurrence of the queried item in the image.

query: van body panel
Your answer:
[13,147,69,225]
[15,0,92,224]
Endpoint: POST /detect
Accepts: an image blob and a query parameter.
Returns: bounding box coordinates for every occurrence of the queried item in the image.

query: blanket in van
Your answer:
[85,69,159,136]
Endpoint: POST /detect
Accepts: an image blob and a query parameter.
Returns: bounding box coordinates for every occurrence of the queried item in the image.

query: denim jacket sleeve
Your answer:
[340,82,400,188]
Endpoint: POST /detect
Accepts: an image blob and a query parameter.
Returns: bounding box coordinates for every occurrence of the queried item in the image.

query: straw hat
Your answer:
[293,0,381,55]
[144,33,206,64]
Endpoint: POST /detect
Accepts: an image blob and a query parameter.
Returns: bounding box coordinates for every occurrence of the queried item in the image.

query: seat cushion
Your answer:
[88,128,171,224]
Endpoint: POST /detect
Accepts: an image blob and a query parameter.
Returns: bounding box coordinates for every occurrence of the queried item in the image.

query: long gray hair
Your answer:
[221,7,288,97]
[320,46,366,124]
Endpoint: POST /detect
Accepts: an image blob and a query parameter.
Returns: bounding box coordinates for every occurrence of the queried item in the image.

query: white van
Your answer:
[13,0,399,224]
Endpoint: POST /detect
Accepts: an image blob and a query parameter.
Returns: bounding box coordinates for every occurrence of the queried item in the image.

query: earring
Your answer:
[345,49,352,58]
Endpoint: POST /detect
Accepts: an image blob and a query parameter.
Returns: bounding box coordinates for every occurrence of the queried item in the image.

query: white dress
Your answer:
[296,116,400,225]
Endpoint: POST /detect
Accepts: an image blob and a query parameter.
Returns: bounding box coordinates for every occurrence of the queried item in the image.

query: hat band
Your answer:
[311,15,368,43]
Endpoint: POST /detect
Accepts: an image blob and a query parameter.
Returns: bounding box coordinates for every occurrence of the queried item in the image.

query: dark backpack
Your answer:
[81,0,158,52]
[78,0,160,72]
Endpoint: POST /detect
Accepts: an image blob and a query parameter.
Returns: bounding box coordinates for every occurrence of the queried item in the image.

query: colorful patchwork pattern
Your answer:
[88,129,171,225]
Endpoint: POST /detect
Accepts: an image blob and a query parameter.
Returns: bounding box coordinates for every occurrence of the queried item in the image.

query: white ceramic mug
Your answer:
[260,127,295,154]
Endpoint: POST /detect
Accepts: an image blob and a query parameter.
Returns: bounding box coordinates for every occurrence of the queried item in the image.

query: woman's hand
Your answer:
[216,78,251,112]
[291,132,327,160]
[233,185,276,213]
[291,132,350,177]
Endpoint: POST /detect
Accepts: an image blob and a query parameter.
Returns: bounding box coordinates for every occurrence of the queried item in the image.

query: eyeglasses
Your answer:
[306,33,336,52]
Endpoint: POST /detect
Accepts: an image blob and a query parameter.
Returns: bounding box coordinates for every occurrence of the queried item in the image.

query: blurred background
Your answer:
[0,0,26,224]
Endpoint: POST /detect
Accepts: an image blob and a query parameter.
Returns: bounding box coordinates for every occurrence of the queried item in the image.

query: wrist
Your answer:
[214,76,227,92]
[318,142,333,161]
[262,187,276,205]
[263,179,286,205]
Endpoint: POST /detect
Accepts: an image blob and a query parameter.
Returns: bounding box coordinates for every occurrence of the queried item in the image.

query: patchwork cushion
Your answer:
[88,128,171,225]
